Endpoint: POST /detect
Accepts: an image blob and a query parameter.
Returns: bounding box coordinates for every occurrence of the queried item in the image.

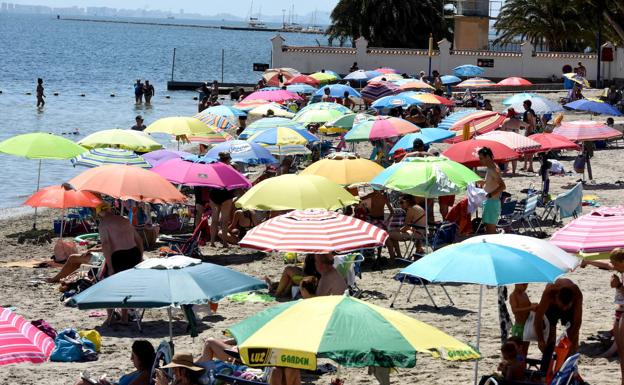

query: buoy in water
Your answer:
[165,95,171,99]
[110,94,115,97]
[193,96,198,100]
[26,92,32,95]
[80,93,85,97]
[53,92,59,96]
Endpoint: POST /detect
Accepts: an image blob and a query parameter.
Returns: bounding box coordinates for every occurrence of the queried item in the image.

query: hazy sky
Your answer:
[10,0,339,15]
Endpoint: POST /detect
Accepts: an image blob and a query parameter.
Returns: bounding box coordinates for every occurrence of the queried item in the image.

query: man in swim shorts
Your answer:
[479,146,506,234]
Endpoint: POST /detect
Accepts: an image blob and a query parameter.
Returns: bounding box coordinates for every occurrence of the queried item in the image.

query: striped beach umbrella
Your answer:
[194,113,239,132]
[262,68,300,81]
[442,111,507,143]
[553,120,623,141]
[71,148,151,168]
[233,99,270,112]
[239,209,388,253]
[227,295,479,370]
[394,79,435,91]
[266,72,295,87]
[248,126,318,146]
[550,208,624,253]
[368,73,404,83]
[345,116,420,142]
[239,118,304,140]
[456,77,496,88]
[361,81,399,102]
[497,77,532,86]
[476,131,542,153]
[442,139,519,167]
[243,89,302,103]
[405,92,453,106]
[285,74,320,87]
[0,307,55,366]
[201,105,246,118]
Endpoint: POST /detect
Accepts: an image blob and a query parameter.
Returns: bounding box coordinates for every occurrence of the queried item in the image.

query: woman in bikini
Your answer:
[386,195,426,263]
[219,209,258,245]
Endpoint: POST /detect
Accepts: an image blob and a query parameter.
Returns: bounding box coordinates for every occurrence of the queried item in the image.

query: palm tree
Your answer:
[328,0,450,49]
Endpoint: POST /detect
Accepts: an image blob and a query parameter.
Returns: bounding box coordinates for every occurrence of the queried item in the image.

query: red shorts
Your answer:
[439,195,456,206]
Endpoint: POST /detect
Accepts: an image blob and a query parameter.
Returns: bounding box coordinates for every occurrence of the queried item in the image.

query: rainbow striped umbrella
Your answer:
[361,81,399,101]
[248,127,318,146]
[0,307,55,366]
[404,92,453,106]
[233,99,270,111]
[194,112,239,131]
[456,77,496,88]
[553,120,623,141]
[345,116,420,142]
[239,118,305,140]
[227,295,479,370]
[71,148,151,168]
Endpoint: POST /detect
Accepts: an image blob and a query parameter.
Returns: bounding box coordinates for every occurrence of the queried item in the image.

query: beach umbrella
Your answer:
[233,99,270,111]
[528,133,580,152]
[69,164,185,203]
[199,140,277,165]
[361,81,399,101]
[262,68,299,81]
[371,94,421,110]
[564,99,623,116]
[297,101,352,115]
[453,64,485,77]
[200,105,246,118]
[293,109,348,125]
[25,184,102,240]
[344,69,381,81]
[247,103,295,118]
[67,256,266,341]
[502,93,538,106]
[259,87,282,91]
[456,77,496,88]
[399,241,564,384]
[243,89,302,103]
[71,148,151,168]
[285,74,320,87]
[309,71,340,84]
[550,208,624,254]
[236,174,359,211]
[151,159,251,189]
[369,73,404,83]
[266,72,295,87]
[239,209,388,253]
[194,112,240,131]
[263,145,311,156]
[227,295,479,371]
[406,92,453,106]
[476,131,542,153]
[440,111,507,142]
[0,307,55,366]
[319,113,371,135]
[300,152,385,186]
[248,126,318,146]
[239,118,304,140]
[388,129,456,155]
[345,116,420,142]
[440,75,461,85]
[553,120,623,141]
[374,67,399,74]
[463,234,580,271]
[497,77,532,86]
[442,139,519,167]
[394,79,435,91]
[508,96,564,114]
[183,131,234,145]
[314,84,361,98]
[144,117,212,136]
[78,129,162,152]
[142,149,192,167]
[563,73,590,88]
[285,84,318,95]
[0,132,88,228]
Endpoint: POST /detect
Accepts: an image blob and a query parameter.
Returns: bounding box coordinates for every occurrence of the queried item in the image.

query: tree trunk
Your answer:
[604,10,624,43]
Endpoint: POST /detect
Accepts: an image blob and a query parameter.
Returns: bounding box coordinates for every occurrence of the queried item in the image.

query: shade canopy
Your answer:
[300,152,385,186]
[0,132,86,159]
[151,159,251,189]
[24,185,102,209]
[194,113,239,132]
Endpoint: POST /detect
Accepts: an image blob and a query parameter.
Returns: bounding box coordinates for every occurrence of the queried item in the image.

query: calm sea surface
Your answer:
[0,14,321,208]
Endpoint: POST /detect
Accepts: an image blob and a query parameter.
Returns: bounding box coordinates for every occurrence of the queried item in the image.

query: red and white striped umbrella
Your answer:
[0,308,55,366]
[553,120,623,141]
[550,208,624,253]
[477,131,541,153]
[239,209,389,253]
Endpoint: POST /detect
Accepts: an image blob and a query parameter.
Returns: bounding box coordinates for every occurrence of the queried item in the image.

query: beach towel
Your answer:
[497,287,512,343]
[229,292,275,303]
[467,183,487,214]
[446,198,472,235]
[556,182,583,219]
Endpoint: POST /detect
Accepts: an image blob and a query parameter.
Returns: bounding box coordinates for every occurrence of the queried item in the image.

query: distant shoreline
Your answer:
[60,17,222,30]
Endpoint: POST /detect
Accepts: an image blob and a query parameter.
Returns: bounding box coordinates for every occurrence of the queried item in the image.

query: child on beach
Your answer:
[479,341,526,385]
[509,283,537,356]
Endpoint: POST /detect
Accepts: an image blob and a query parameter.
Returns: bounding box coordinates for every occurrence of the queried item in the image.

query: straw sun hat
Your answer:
[161,353,204,372]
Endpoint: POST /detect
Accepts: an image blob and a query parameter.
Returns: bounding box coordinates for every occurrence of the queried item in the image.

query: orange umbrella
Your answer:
[69,165,186,204]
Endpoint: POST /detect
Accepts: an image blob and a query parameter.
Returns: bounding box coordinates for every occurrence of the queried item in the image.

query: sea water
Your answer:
[0,14,321,208]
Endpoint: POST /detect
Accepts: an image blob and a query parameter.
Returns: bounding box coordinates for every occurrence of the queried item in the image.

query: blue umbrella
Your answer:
[502,93,538,106]
[437,109,479,130]
[440,75,462,84]
[371,94,421,109]
[202,105,247,117]
[200,140,277,165]
[286,84,318,95]
[239,118,305,140]
[453,65,485,77]
[314,84,361,98]
[509,96,564,114]
[388,129,455,155]
[259,87,281,91]
[564,99,623,116]
[344,70,381,81]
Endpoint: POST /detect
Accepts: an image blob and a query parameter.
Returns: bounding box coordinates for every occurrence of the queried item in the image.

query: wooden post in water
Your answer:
[171,48,176,82]
[221,48,225,83]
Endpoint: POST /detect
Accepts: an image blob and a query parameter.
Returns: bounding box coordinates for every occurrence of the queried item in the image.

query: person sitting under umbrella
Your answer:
[386,195,426,262]
[155,353,204,385]
[219,209,260,245]
[265,254,320,298]
[314,254,347,296]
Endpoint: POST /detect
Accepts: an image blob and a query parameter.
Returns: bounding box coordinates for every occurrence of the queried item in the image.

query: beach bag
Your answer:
[50,328,98,362]
[79,330,102,353]
[573,154,586,173]
[31,319,57,339]
[523,311,550,342]
[159,214,181,232]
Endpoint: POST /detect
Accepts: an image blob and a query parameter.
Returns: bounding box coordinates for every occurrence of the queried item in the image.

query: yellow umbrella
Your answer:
[300,152,384,186]
[144,117,213,136]
[235,174,359,211]
[248,103,295,118]
[78,129,162,152]
[563,73,590,88]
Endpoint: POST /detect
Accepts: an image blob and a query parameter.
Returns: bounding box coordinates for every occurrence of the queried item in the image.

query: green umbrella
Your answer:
[293,109,347,125]
[0,133,87,228]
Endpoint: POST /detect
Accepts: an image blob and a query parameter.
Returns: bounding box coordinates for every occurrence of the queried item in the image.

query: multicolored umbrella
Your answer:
[368,73,404,83]
[453,65,484,77]
[233,99,270,111]
[239,209,388,253]
[442,139,519,167]
[248,127,318,146]
[71,148,151,168]
[564,99,623,116]
[344,70,381,81]
[361,81,399,101]
[550,208,624,253]
[243,89,302,103]
[563,73,590,88]
[184,129,234,144]
[286,84,318,95]
[194,112,239,131]
[0,307,55,366]
[476,131,542,153]
[502,93,538,106]
[345,116,420,142]
[227,295,480,370]
[497,77,532,86]
[394,79,435,91]
[300,152,385,186]
[456,77,496,88]
[151,159,251,189]
[200,105,246,118]
[247,103,295,118]
[142,149,192,167]
[441,111,507,142]
[553,120,623,141]
[266,72,295,87]
[314,84,361,98]
[285,74,320,87]
[69,165,186,203]
[508,96,564,114]
[389,129,456,155]
[528,133,580,152]
[200,140,277,165]
[239,118,304,140]
[320,113,371,135]
[236,174,359,211]
[406,92,453,106]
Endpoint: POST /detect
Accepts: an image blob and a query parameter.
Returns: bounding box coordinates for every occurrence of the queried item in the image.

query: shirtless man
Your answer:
[478,147,506,234]
[534,278,583,369]
[359,190,393,224]
[314,254,347,296]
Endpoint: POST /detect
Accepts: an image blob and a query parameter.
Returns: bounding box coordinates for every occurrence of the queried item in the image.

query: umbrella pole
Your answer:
[168,307,173,342]
[473,284,484,385]
[33,159,42,229]
[424,199,429,252]
[60,208,65,241]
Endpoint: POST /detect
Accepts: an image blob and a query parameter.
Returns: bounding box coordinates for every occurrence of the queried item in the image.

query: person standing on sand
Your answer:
[134,79,143,104]
[521,100,537,172]
[36,78,45,107]
[509,283,537,356]
[478,146,505,234]
[143,80,154,105]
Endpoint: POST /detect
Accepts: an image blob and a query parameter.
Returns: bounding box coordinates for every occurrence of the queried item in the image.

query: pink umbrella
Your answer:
[374,67,399,74]
[151,159,251,189]
[528,133,580,152]
[142,150,192,167]
[550,208,624,253]
[0,307,55,366]
[497,77,532,86]
[243,89,302,103]
[553,121,623,141]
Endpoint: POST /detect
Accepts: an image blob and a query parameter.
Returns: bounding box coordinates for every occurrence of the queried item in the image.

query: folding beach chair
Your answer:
[157,213,208,258]
[482,353,582,385]
[389,271,454,310]
[334,253,365,297]
[150,340,174,385]
[510,194,543,235]
[542,183,583,224]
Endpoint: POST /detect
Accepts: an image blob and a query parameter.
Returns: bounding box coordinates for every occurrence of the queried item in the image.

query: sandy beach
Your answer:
[1,90,624,385]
